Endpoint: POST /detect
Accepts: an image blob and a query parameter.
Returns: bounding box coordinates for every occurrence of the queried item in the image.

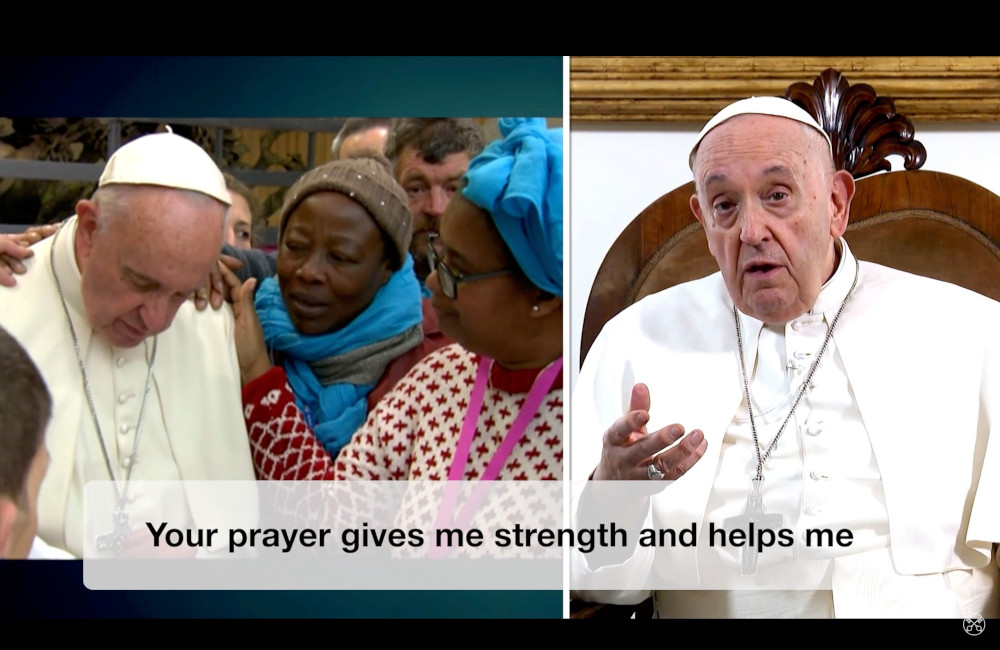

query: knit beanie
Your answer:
[279,155,412,267]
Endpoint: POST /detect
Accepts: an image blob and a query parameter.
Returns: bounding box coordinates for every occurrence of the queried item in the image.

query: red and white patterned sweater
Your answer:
[244,343,563,481]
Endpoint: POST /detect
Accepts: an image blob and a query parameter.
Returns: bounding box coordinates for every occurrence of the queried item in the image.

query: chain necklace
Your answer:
[49,224,158,554]
[734,255,859,481]
[725,254,859,577]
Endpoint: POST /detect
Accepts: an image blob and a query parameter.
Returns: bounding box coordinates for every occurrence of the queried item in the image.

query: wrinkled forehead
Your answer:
[692,114,832,182]
[119,231,221,295]
[398,148,470,180]
[105,190,226,270]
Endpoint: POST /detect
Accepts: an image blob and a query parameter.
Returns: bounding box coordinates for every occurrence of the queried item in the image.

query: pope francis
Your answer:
[0,132,256,558]
[571,97,1000,618]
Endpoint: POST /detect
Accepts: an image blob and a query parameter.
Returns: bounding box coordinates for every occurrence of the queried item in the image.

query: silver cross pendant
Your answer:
[96,506,131,555]
[723,478,783,577]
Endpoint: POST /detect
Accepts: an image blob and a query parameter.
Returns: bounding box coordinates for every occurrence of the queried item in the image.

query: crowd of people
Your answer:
[0,117,564,559]
[1,98,997,620]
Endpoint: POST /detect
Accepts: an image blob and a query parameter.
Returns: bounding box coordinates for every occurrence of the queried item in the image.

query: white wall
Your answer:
[569,122,1000,388]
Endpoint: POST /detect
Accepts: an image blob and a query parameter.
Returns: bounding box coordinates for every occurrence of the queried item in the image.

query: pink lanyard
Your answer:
[447,355,563,481]
[430,355,562,557]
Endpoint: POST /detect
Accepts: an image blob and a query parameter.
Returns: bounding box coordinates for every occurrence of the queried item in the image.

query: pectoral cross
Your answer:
[723,478,783,577]
[96,506,131,555]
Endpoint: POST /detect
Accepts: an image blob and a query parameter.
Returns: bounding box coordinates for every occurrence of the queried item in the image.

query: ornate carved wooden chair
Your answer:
[573,68,1000,619]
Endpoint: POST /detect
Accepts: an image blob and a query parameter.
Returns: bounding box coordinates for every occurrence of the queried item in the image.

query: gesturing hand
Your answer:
[219,260,271,385]
[592,383,707,483]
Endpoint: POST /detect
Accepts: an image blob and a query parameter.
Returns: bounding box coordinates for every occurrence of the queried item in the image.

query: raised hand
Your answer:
[592,383,707,483]
[219,259,271,385]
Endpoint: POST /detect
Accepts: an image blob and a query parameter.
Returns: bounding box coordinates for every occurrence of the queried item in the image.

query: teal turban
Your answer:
[461,117,563,297]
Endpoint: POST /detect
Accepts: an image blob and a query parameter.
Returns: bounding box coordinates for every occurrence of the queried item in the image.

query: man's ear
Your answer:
[691,192,720,259]
[0,498,17,559]
[690,193,706,228]
[829,169,855,238]
[75,199,100,262]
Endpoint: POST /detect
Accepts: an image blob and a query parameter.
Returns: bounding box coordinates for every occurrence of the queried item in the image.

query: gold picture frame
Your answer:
[570,56,1000,123]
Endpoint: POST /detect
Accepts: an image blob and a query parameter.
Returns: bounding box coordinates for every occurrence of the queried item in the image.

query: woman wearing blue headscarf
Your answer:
[250,118,564,481]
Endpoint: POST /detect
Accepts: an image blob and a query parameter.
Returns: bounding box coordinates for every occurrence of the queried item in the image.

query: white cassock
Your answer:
[571,239,1000,618]
[0,216,257,558]
[27,536,74,559]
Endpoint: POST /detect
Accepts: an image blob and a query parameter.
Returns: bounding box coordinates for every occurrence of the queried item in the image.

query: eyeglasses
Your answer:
[427,232,512,300]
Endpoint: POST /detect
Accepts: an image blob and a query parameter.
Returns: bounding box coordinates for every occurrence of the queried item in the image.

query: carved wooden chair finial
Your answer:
[784,68,927,179]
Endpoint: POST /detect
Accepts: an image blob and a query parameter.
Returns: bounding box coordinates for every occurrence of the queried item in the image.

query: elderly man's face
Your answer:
[396,147,470,281]
[75,187,227,348]
[690,115,854,324]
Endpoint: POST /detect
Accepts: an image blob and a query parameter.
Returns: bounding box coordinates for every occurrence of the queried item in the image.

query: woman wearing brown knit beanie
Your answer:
[245,118,564,482]
[228,154,429,461]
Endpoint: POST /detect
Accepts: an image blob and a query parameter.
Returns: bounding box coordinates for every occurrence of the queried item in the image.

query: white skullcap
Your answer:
[688,96,833,170]
[98,131,231,206]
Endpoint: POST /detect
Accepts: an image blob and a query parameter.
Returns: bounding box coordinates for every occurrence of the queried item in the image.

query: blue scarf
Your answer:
[255,254,423,457]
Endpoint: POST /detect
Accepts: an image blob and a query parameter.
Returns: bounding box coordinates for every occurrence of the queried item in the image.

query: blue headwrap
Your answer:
[254,254,423,457]
[461,118,563,297]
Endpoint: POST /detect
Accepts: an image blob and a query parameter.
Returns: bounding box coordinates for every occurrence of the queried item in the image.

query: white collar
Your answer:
[50,215,94,354]
[810,237,856,317]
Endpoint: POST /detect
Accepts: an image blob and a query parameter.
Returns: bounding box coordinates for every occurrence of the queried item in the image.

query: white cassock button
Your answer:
[791,321,803,331]
[117,393,132,404]
[804,506,822,516]
[116,357,126,368]
[119,424,130,435]
[794,351,808,360]
[806,424,822,436]
[809,471,828,481]
[122,457,133,469]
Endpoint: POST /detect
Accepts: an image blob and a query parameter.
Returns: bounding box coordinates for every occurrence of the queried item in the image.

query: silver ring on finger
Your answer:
[647,462,665,480]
